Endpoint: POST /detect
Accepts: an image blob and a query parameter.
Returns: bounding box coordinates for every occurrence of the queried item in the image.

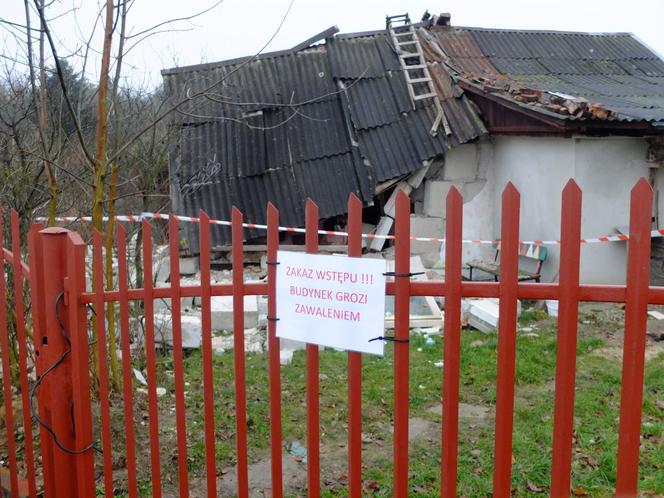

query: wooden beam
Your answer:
[290,26,340,52]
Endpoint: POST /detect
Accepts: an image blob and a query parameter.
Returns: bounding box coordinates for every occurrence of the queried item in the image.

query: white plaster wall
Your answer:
[491,136,650,284]
[460,139,495,263]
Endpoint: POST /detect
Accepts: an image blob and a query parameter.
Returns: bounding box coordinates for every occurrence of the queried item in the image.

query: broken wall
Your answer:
[412,135,651,284]
[412,139,495,268]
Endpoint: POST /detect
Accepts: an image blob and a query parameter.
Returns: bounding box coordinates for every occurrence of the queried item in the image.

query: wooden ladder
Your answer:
[386,14,450,136]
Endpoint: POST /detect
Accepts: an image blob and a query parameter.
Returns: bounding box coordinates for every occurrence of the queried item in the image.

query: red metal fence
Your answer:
[0,178,659,497]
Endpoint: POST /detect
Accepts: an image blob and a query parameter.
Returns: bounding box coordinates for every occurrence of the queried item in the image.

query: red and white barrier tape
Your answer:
[34,213,651,246]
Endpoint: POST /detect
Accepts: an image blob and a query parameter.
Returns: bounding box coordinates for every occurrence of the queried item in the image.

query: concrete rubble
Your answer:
[384,255,444,329]
[143,239,449,362]
[462,298,522,333]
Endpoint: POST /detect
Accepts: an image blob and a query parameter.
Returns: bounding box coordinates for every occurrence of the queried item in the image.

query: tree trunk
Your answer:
[91,0,115,387]
[104,165,121,391]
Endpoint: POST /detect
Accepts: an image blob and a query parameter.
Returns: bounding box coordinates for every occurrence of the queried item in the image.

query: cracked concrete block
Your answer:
[210,295,258,331]
[410,215,444,254]
[462,180,487,203]
[443,144,479,181]
[179,256,199,276]
[423,181,454,217]
[154,311,203,348]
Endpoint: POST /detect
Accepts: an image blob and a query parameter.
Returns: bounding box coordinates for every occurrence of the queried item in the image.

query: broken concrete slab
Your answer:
[385,256,443,328]
[370,178,418,252]
[151,245,170,283]
[211,328,265,354]
[361,223,377,249]
[463,298,522,333]
[369,216,393,252]
[409,215,444,257]
[179,256,199,276]
[154,311,203,348]
[280,349,294,365]
[211,295,258,331]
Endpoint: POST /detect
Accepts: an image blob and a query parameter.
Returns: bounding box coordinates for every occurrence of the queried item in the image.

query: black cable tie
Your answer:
[267,316,280,322]
[28,292,102,456]
[382,271,425,278]
[266,261,280,266]
[368,335,409,344]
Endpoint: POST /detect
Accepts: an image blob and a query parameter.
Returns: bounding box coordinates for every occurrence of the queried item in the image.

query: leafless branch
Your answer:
[125,0,224,40]
[32,0,96,167]
[106,0,295,165]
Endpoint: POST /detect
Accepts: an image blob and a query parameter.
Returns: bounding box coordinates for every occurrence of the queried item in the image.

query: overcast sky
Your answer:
[2,0,663,88]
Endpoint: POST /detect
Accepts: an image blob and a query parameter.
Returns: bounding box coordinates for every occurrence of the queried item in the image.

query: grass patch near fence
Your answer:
[111,309,664,497]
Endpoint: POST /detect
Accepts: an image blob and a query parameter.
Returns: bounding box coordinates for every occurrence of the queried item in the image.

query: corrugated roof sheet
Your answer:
[327,36,386,79]
[357,108,450,180]
[426,26,664,123]
[345,75,404,129]
[163,26,485,250]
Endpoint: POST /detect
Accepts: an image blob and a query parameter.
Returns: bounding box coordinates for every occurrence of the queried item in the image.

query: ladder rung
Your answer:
[393,31,415,37]
[397,40,418,46]
[400,52,422,59]
[413,93,438,100]
[407,77,432,84]
[403,64,426,70]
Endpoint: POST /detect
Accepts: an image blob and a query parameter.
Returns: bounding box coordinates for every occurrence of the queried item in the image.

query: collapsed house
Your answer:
[162,13,664,284]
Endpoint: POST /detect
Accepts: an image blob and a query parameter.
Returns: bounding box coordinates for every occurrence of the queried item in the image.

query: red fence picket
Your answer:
[198,211,217,498]
[550,181,582,496]
[0,178,660,498]
[347,194,363,498]
[116,223,139,498]
[441,187,463,498]
[493,184,520,497]
[305,199,321,498]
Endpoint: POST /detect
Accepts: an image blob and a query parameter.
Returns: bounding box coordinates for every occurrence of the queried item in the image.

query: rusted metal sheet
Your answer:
[423,26,664,125]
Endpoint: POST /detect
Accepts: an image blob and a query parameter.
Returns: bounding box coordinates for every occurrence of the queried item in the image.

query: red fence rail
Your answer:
[0,178,660,497]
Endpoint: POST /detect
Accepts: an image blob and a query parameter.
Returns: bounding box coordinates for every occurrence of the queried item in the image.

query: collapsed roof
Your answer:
[163,19,664,252]
[421,26,664,130]
[162,27,485,251]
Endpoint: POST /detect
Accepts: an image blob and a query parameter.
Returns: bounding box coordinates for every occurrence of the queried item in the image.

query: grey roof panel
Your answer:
[345,76,402,129]
[277,50,338,103]
[357,109,448,181]
[327,36,386,79]
[286,100,350,163]
[489,57,549,75]
[293,153,367,219]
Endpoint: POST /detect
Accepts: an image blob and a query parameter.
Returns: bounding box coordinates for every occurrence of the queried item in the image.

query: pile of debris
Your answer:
[468,76,617,120]
[137,249,446,364]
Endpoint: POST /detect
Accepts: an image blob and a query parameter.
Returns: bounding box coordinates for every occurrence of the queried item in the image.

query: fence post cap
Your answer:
[39,227,70,235]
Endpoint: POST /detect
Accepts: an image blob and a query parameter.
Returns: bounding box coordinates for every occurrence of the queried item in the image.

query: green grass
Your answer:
[107,318,664,497]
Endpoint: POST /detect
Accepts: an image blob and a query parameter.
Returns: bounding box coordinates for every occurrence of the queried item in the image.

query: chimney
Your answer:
[436,12,451,26]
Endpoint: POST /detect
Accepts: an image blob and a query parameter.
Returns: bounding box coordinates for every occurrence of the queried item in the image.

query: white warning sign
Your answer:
[276,250,387,355]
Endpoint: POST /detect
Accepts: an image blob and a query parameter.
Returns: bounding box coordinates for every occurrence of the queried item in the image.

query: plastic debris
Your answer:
[289,439,307,464]
[133,369,148,386]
